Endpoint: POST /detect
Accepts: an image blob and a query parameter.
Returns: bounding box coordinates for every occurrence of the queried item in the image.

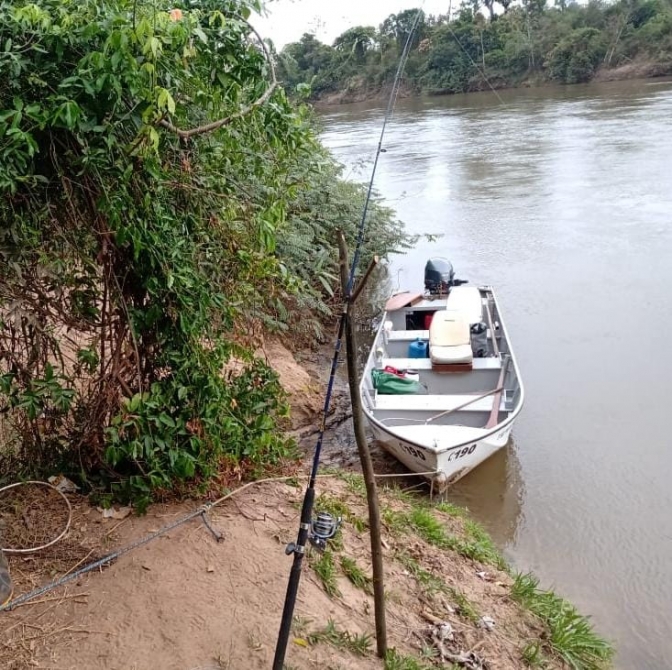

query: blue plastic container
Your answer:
[408,338,429,358]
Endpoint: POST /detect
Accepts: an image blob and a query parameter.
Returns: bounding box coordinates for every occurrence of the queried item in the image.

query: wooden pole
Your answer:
[337,232,387,658]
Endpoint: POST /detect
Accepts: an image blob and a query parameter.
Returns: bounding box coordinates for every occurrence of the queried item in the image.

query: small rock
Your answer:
[97,506,132,520]
[207,565,215,573]
[436,623,454,641]
[478,615,496,631]
[48,475,79,493]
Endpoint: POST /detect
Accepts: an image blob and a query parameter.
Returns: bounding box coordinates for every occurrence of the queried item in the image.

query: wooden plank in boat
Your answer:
[432,362,473,373]
[385,292,424,311]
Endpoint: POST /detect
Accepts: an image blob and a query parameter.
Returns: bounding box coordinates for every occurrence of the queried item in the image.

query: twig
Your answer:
[232,498,266,522]
[10,592,90,609]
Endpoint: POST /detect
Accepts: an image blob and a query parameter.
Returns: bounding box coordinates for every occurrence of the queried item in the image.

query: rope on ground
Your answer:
[0,469,442,613]
[372,470,437,478]
[0,481,73,555]
[0,474,326,612]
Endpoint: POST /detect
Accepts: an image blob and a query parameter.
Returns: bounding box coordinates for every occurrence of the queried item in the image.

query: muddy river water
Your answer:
[320,78,672,669]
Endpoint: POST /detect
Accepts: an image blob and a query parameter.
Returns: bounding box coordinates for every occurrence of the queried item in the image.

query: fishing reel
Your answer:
[285,511,342,555]
[309,512,341,551]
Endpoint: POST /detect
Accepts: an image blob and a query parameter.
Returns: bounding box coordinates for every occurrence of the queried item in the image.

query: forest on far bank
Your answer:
[276,0,672,98]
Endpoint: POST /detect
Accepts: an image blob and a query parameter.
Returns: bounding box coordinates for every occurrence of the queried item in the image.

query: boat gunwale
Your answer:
[361,285,526,456]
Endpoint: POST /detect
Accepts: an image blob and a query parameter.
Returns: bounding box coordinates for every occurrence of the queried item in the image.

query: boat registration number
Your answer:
[398,443,427,461]
[447,444,477,462]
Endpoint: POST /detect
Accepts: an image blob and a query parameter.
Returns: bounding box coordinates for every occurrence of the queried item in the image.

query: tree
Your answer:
[380,9,427,52]
[333,26,377,62]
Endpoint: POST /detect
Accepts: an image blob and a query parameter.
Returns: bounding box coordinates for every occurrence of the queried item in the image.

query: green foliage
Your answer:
[278,145,414,340]
[511,573,614,669]
[0,0,412,501]
[546,28,607,83]
[278,0,672,98]
[0,0,303,501]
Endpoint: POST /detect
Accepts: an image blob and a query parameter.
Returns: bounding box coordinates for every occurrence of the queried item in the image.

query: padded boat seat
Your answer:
[429,312,473,365]
[445,286,483,325]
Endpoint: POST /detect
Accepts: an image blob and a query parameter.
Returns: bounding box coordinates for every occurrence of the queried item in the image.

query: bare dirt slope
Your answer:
[1,475,564,670]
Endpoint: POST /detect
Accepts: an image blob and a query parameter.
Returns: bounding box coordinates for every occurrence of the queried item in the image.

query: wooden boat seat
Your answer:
[374,393,506,413]
[382,357,501,371]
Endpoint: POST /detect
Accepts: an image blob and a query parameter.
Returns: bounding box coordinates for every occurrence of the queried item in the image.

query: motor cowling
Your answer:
[424,258,467,294]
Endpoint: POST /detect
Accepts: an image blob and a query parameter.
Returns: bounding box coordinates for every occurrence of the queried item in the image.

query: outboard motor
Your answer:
[424,258,468,295]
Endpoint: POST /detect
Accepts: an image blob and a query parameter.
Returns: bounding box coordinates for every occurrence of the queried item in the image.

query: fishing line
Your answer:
[271,7,425,669]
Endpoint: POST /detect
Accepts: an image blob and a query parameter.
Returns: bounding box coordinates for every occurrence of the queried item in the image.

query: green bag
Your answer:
[371,369,424,395]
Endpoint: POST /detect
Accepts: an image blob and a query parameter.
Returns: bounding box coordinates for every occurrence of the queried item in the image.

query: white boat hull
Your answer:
[369,419,515,491]
[360,283,524,491]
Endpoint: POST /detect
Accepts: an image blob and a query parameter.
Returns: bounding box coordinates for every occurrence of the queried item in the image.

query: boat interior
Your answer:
[362,286,523,432]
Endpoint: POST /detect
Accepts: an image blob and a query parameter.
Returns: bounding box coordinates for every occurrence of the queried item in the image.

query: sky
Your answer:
[253,0,452,49]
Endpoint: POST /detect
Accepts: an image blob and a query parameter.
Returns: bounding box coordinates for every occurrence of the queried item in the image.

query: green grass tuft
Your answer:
[384,648,435,670]
[350,514,368,533]
[307,618,372,656]
[511,573,614,669]
[435,500,466,517]
[448,586,480,623]
[340,472,367,496]
[310,549,341,598]
[315,492,351,519]
[395,551,447,597]
[406,505,507,569]
[522,640,547,667]
[382,506,409,535]
[339,556,373,594]
[408,506,451,546]
[291,615,312,637]
[511,572,541,606]
[458,519,509,570]
[315,492,366,537]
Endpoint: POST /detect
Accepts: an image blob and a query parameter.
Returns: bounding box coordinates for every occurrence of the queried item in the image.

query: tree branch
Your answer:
[160,19,278,139]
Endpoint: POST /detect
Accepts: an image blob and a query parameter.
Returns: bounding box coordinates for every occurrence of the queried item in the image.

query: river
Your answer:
[319,78,672,669]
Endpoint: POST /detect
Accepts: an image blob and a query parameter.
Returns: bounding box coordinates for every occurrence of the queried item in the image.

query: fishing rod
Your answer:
[272,9,424,669]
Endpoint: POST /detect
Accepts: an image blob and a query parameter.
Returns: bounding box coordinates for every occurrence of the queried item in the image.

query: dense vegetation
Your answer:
[278,0,672,99]
[0,0,410,506]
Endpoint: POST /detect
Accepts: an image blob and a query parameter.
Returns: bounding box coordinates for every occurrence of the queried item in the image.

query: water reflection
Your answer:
[442,440,523,550]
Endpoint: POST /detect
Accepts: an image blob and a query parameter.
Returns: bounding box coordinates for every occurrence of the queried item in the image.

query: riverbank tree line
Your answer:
[277,0,672,97]
[0,0,411,506]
